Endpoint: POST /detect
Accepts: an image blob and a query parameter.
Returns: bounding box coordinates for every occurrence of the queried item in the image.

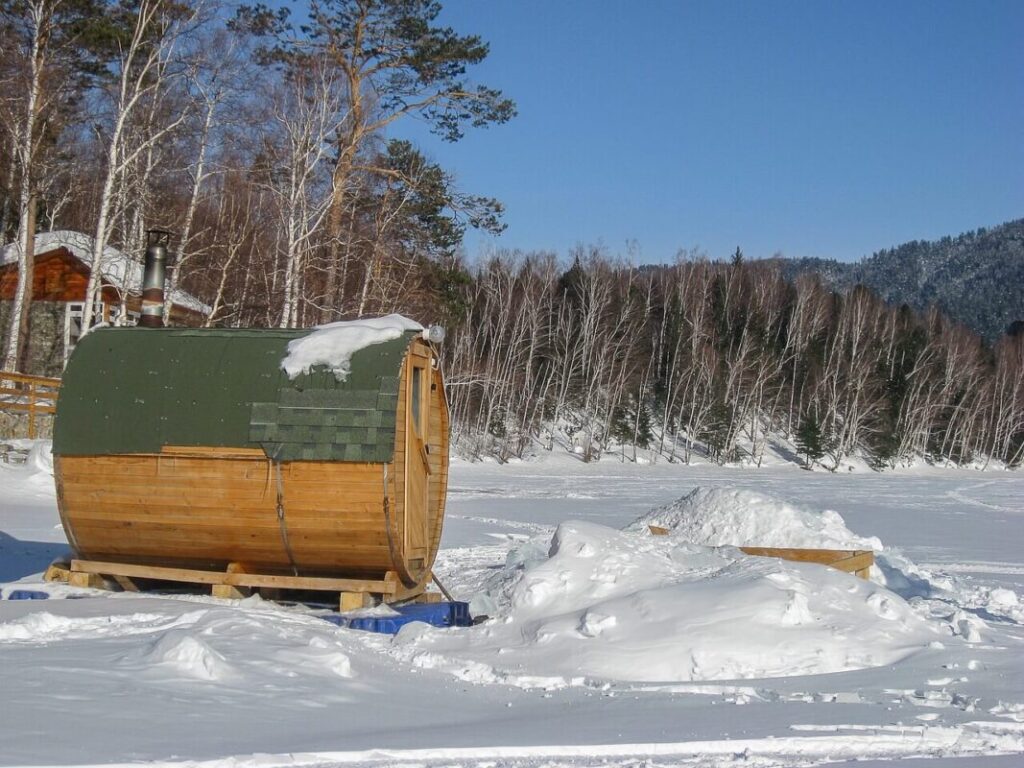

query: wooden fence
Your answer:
[0,371,61,439]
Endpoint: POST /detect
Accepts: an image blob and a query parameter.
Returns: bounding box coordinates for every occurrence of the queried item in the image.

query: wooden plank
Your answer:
[67,509,281,527]
[63,453,265,468]
[279,488,387,504]
[61,471,271,488]
[63,477,276,496]
[0,371,62,387]
[112,575,141,592]
[413,591,443,604]
[0,401,56,414]
[285,461,380,479]
[829,551,875,577]
[67,459,387,483]
[645,528,874,580]
[739,547,859,564]
[161,445,266,458]
[227,571,397,593]
[391,580,427,602]
[65,495,277,515]
[43,561,71,583]
[68,507,387,531]
[68,521,391,551]
[212,584,250,599]
[339,592,373,611]
[71,543,292,566]
[70,559,397,594]
[738,547,875,579]
[68,571,107,589]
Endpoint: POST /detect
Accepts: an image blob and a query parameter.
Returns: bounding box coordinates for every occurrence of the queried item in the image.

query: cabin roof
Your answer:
[53,326,422,462]
[0,230,211,315]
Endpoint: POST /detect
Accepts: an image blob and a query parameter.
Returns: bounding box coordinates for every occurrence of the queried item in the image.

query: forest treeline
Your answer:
[444,250,1024,468]
[2,1,1021,467]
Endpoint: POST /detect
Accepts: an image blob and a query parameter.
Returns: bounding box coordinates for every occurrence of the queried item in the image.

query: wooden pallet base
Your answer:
[647,527,874,579]
[45,559,430,609]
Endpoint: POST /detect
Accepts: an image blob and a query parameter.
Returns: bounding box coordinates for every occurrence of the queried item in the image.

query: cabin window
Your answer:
[411,366,423,436]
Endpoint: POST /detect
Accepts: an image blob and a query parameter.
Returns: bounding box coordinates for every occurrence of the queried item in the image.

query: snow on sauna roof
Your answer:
[0,230,210,315]
[281,314,424,380]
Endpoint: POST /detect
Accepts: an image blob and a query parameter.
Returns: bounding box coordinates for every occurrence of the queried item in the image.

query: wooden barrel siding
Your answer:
[55,338,449,590]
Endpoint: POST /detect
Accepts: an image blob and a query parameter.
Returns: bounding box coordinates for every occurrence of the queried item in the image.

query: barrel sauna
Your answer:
[52,321,449,594]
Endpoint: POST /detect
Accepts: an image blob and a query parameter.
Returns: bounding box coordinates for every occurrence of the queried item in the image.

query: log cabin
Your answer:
[0,231,209,375]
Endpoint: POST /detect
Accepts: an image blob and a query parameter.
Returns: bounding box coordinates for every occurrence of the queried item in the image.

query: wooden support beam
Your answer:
[112,575,140,592]
[212,584,250,600]
[413,591,443,604]
[339,592,373,611]
[43,561,71,583]
[68,571,107,589]
[69,559,398,595]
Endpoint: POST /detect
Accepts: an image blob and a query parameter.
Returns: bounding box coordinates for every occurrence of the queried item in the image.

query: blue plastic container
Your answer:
[324,601,471,634]
[6,590,50,600]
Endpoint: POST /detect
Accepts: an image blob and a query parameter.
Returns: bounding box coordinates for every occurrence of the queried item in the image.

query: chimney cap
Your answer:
[146,229,172,248]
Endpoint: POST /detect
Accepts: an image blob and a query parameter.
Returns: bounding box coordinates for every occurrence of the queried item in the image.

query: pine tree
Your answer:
[235,0,516,320]
[795,413,826,468]
[610,396,653,451]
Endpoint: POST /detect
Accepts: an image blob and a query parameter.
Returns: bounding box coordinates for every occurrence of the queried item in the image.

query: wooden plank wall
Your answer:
[58,453,396,576]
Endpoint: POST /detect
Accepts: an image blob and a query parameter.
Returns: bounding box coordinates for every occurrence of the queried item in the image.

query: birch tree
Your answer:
[80,0,202,334]
[255,59,346,327]
[0,0,111,369]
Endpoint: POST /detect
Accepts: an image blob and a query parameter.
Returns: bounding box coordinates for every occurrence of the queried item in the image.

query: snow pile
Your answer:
[393,520,940,687]
[27,440,53,476]
[281,314,423,379]
[0,598,354,684]
[626,486,1022,629]
[627,486,882,551]
[134,629,236,681]
[0,609,183,643]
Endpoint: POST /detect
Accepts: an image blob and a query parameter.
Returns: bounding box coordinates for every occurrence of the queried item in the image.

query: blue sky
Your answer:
[388,0,1023,264]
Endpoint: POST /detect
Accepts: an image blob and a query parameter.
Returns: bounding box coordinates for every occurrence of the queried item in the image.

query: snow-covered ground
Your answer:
[1,444,1022,768]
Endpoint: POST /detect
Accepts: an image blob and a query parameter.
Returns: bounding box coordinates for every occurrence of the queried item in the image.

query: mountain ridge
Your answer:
[773,218,1024,341]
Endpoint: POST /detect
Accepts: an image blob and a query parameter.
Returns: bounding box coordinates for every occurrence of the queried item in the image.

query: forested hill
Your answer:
[776,219,1024,341]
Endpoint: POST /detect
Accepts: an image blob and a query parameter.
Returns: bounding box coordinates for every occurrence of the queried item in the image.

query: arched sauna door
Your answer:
[390,336,449,590]
[404,343,431,573]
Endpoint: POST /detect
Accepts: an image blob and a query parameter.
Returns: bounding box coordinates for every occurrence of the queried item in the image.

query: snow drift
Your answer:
[394,518,941,687]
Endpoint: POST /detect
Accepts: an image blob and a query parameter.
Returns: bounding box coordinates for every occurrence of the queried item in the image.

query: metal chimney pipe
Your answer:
[140,229,171,328]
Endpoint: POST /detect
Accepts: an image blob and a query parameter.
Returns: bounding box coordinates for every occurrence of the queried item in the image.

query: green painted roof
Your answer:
[53,327,417,461]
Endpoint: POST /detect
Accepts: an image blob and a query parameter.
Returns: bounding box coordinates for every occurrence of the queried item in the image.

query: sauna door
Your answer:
[404,348,430,565]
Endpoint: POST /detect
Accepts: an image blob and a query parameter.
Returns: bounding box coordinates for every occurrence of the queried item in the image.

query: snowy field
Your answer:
[1,444,1022,768]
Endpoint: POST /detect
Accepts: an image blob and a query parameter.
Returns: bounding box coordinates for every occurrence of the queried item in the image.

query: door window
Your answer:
[411,366,423,436]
